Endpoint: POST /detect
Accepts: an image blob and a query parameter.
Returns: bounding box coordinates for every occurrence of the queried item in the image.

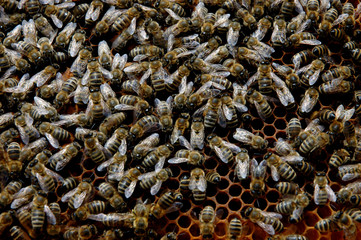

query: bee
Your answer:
[250,159,267,197]
[168,136,204,166]
[61,177,78,192]
[98,152,127,184]
[63,224,98,240]
[48,142,81,171]
[86,91,111,122]
[98,182,126,211]
[329,104,355,134]
[342,2,359,32]
[112,17,137,52]
[139,168,172,195]
[130,45,164,61]
[246,89,272,120]
[275,191,310,223]
[345,208,361,223]
[297,59,325,87]
[189,117,206,150]
[291,49,315,71]
[161,232,177,240]
[286,118,302,141]
[223,59,248,82]
[329,149,351,168]
[234,128,268,150]
[102,229,124,240]
[99,112,127,136]
[87,212,134,228]
[150,191,182,219]
[330,28,350,42]
[17,210,36,239]
[10,226,31,240]
[28,159,64,193]
[244,36,275,59]
[71,47,93,76]
[44,3,75,29]
[312,44,330,58]
[72,3,89,19]
[141,143,173,170]
[93,5,123,37]
[67,29,86,58]
[0,181,21,208]
[275,182,300,195]
[111,6,141,33]
[299,88,319,117]
[24,97,58,121]
[207,134,242,163]
[314,171,336,205]
[236,8,256,30]
[83,134,108,165]
[188,168,207,202]
[199,206,217,239]
[338,163,361,181]
[118,167,143,198]
[82,59,111,91]
[14,114,39,145]
[344,41,359,51]
[171,113,189,144]
[10,40,41,65]
[227,217,243,240]
[272,62,300,90]
[321,65,354,82]
[38,73,64,100]
[18,137,47,163]
[61,180,93,209]
[115,95,152,119]
[47,202,61,236]
[267,235,309,240]
[163,17,193,40]
[337,181,361,204]
[10,185,37,210]
[294,161,315,176]
[132,133,160,161]
[155,0,186,17]
[193,96,226,129]
[318,8,348,36]
[318,77,354,94]
[315,211,356,240]
[85,0,103,26]
[154,96,173,132]
[233,149,251,181]
[271,16,287,47]
[264,152,297,181]
[343,121,357,148]
[103,127,128,156]
[38,122,71,149]
[71,200,106,221]
[132,200,150,237]
[33,14,56,41]
[144,19,166,48]
[30,191,56,232]
[244,207,284,235]
[274,139,304,163]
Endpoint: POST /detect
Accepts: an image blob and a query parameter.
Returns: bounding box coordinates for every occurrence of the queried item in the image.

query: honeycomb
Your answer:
[1,0,361,239]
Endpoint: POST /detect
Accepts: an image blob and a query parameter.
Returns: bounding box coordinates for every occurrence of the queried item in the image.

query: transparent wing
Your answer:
[214,146,230,163]
[125,180,137,198]
[314,184,320,205]
[168,157,189,164]
[73,191,87,209]
[51,14,63,29]
[257,221,275,235]
[61,187,79,202]
[45,133,60,149]
[150,180,162,195]
[270,165,280,181]
[179,136,192,150]
[326,185,336,202]
[44,205,56,225]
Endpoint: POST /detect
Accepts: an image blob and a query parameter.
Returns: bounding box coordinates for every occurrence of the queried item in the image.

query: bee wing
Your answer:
[125,180,137,198]
[295,0,304,13]
[56,2,76,9]
[245,71,259,88]
[356,2,361,18]
[16,125,29,145]
[45,133,60,149]
[217,107,227,128]
[280,155,304,163]
[108,164,125,182]
[150,180,162,195]
[326,184,336,202]
[50,14,63,29]
[100,83,116,100]
[168,157,189,164]
[222,140,242,154]
[97,158,114,172]
[262,211,282,219]
[227,27,239,47]
[292,206,304,220]
[164,8,182,21]
[87,213,106,221]
[236,158,250,180]
[85,4,97,21]
[34,96,52,109]
[270,165,280,181]
[167,34,175,52]
[308,69,321,86]
[341,173,359,181]
[0,65,17,81]
[118,138,127,156]
[61,187,79,202]
[179,136,192,150]
[113,53,127,71]
[299,39,322,46]
[0,112,13,125]
[331,14,348,26]
[73,191,87,209]
[114,104,135,111]
[22,19,37,45]
[36,173,50,193]
[69,37,82,58]
[320,0,330,13]
[234,128,253,143]
[214,14,230,27]
[214,146,230,163]
[155,156,166,172]
[44,205,57,225]
[191,129,204,150]
[314,184,320,205]
[44,168,64,183]
[197,177,207,192]
[140,68,152,84]
[137,133,160,147]
[234,102,248,113]
[11,197,30,209]
[257,221,275,236]
[256,160,268,178]
[275,88,292,106]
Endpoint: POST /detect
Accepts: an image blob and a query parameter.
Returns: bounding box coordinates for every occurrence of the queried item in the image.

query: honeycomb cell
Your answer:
[178,216,191,228]
[218,178,229,190]
[167,179,180,190]
[207,183,218,197]
[331,232,344,240]
[229,185,242,197]
[216,191,229,205]
[304,211,321,227]
[166,210,180,221]
[217,207,228,220]
[215,222,226,236]
[165,223,179,233]
[274,119,287,130]
[263,125,276,136]
[251,225,267,240]
[217,164,230,177]
[204,157,218,169]
[254,198,268,210]
[317,206,332,219]
[228,198,243,211]
[189,224,200,237]
[180,200,191,213]
[251,118,264,130]
[178,232,191,240]
[305,229,320,240]
[241,191,254,204]
[266,190,280,203]
[82,158,95,170]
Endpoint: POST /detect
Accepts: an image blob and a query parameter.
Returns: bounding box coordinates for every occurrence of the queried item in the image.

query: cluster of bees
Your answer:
[0,0,361,239]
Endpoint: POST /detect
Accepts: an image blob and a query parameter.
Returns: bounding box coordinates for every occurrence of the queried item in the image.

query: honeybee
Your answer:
[275,191,310,223]
[28,159,64,193]
[132,133,160,160]
[61,177,78,192]
[246,89,272,120]
[48,142,81,171]
[141,143,173,170]
[190,117,205,150]
[86,91,111,122]
[67,29,86,58]
[342,2,360,32]
[187,168,207,200]
[83,134,108,165]
[250,159,267,197]
[227,217,243,240]
[297,59,325,87]
[199,206,217,239]
[112,18,137,52]
[87,212,134,228]
[236,8,257,30]
[26,96,58,121]
[244,207,284,235]
[103,127,128,156]
[170,113,189,144]
[98,182,126,211]
[251,16,272,42]
[299,88,319,116]
[321,65,354,82]
[272,62,300,90]
[10,40,41,65]
[10,185,37,209]
[318,77,354,95]
[194,96,227,129]
[275,182,300,195]
[14,113,39,145]
[38,122,71,149]
[63,224,98,240]
[329,149,351,168]
[168,136,204,166]
[29,191,56,232]
[223,59,249,82]
[99,152,127,184]
[10,225,32,240]
[154,96,173,132]
[18,137,47,163]
[271,16,287,47]
[38,73,64,100]
[314,171,336,205]
[47,203,61,236]
[189,57,228,73]
[118,167,143,198]
[132,200,151,237]
[115,96,152,119]
[33,14,57,40]
[44,3,75,29]
[61,180,93,209]
[274,138,304,162]
[71,200,106,221]
[111,6,141,33]
[98,112,126,137]
[244,36,275,59]
[92,6,123,36]
[130,45,164,62]
[328,104,355,134]
[268,235,309,240]
[337,181,361,204]
[139,168,172,195]
[318,8,348,36]
[338,163,361,181]
[71,47,93,76]
[264,152,297,181]
[234,128,268,150]
[315,211,357,240]
[292,49,315,71]
[150,191,182,219]
[161,232,177,240]
[207,133,242,163]
[0,181,21,209]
